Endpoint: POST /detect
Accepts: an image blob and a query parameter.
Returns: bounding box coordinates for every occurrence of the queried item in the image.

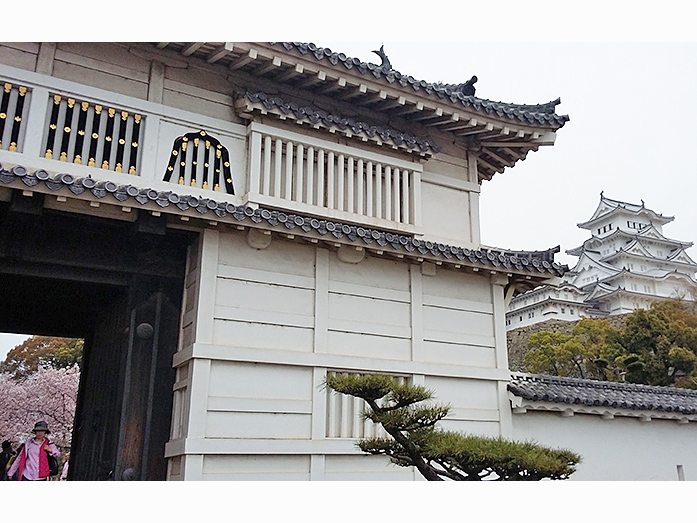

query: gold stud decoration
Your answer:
[59,152,67,161]
[129,166,136,175]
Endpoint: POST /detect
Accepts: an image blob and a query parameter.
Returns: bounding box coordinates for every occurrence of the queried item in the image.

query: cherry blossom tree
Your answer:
[0,365,80,449]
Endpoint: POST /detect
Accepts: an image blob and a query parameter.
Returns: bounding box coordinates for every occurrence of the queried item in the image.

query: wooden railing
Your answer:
[42,94,142,174]
[0,82,30,152]
[247,122,422,231]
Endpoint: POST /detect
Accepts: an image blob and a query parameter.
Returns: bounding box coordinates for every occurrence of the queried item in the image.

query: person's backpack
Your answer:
[47,452,59,477]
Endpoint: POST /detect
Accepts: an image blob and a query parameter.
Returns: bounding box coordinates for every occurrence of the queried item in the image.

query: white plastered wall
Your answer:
[511,410,697,481]
[166,227,511,480]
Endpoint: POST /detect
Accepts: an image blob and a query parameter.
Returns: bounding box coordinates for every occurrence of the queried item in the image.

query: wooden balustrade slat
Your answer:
[263,135,271,195]
[356,159,364,216]
[384,165,392,221]
[284,140,293,200]
[316,149,325,207]
[375,163,382,220]
[306,146,314,205]
[402,169,411,224]
[366,161,373,218]
[274,137,282,197]
[327,152,334,208]
[346,156,354,214]
[337,154,345,212]
[296,143,304,203]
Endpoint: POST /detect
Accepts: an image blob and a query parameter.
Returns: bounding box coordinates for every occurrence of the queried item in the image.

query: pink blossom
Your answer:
[0,365,80,449]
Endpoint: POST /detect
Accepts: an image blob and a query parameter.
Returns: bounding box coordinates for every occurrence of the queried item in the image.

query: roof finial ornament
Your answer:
[641,199,645,206]
[454,76,478,97]
[372,44,392,72]
[600,190,604,198]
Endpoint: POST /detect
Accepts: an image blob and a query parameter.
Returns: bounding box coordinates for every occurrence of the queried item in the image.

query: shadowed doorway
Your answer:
[0,193,195,480]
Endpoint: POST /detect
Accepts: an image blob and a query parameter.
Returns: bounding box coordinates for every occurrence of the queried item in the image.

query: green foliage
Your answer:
[325,373,580,481]
[522,300,697,388]
[1,336,83,380]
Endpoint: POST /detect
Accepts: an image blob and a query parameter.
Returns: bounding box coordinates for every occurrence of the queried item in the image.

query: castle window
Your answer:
[163,130,235,194]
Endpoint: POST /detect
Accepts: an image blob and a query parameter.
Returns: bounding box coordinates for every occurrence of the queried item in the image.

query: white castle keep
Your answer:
[506,193,697,330]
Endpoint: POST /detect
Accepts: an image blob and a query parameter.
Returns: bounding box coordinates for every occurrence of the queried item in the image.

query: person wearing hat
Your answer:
[6,421,61,481]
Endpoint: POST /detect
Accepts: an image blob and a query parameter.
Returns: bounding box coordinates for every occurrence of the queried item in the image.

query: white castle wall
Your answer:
[512,411,697,481]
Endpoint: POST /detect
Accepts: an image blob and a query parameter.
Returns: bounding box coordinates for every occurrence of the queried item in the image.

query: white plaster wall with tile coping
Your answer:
[511,410,697,481]
[166,228,511,480]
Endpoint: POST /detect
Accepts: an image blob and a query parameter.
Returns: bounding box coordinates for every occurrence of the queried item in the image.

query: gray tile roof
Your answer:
[509,373,697,415]
[0,163,566,278]
[271,42,569,128]
[240,91,441,154]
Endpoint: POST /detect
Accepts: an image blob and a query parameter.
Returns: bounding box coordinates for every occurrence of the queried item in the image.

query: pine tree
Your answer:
[325,373,580,481]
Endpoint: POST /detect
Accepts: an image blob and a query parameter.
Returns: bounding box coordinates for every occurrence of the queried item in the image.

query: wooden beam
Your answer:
[255,56,283,76]
[482,147,515,167]
[411,107,443,122]
[390,101,424,116]
[229,48,258,70]
[479,141,537,147]
[181,42,204,57]
[297,70,326,88]
[156,42,169,49]
[455,122,494,136]
[441,118,477,133]
[341,83,368,100]
[425,112,459,127]
[477,156,503,174]
[380,95,406,110]
[503,147,527,161]
[357,89,388,106]
[318,76,347,94]
[276,63,304,82]
[207,42,234,64]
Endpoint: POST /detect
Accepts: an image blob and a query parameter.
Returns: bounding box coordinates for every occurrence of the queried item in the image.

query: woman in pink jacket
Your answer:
[7,421,61,481]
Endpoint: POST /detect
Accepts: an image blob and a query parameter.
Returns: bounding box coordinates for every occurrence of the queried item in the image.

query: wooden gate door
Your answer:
[71,278,182,481]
